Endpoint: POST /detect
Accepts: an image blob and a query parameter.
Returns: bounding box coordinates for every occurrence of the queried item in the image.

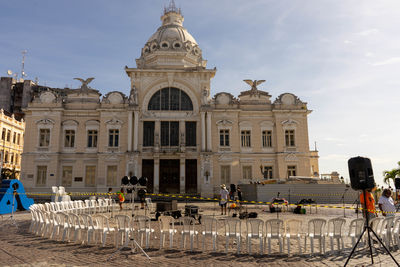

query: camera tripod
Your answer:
[344,189,399,266]
[108,188,151,261]
[2,190,19,229]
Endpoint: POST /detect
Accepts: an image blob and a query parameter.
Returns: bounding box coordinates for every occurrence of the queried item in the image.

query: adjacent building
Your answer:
[20,4,319,197]
[0,110,25,179]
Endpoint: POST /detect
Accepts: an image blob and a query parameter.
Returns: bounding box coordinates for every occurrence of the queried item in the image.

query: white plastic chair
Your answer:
[326,218,346,252]
[145,198,155,214]
[379,216,395,248]
[135,215,154,249]
[114,215,132,248]
[200,216,218,252]
[305,218,326,255]
[223,218,242,254]
[264,219,284,254]
[81,214,96,244]
[50,212,66,240]
[179,216,199,251]
[246,218,264,254]
[391,217,400,248]
[348,218,364,247]
[67,213,84,243]
[35,210,46,236]
[159,215,177,249]
[29,207,39,234]
[94,214,115,247]
[42,211,54,238]
[283,219,302,255]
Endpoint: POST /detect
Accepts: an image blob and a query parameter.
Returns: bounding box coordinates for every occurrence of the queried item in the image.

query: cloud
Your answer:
[372,57,400,66]
[357,28,379,36]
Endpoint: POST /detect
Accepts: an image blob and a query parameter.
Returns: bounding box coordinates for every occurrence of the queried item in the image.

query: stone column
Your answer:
[154,120,160,152]
[154,158,159,193]
[206,112,212,152]
[180,157,185,193]
[128,111,133,151]
[133,111,139,151]
[200,112,206,151]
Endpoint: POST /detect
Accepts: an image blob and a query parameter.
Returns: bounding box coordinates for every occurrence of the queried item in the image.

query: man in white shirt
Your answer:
[378,189,396,217]
[220,184,229,215]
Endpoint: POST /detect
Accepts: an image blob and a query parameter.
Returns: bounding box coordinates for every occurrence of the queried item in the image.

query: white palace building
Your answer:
[20,4,319,197]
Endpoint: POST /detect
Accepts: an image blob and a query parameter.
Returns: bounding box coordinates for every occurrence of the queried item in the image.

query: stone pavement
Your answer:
[1,202,400,267]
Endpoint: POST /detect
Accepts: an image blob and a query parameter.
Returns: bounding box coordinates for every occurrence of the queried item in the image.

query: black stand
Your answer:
[341,188,348,218]
[3,190,18,229]
[107,232,151,261]
[344,189,399,266]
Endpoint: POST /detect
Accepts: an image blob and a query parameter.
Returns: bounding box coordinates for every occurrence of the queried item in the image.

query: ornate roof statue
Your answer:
[243,79,266,92]
[74,77,95,91]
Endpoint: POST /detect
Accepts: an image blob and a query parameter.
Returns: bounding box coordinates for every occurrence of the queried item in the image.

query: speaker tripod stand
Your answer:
[2,190,19,229]
[344,188,399,266]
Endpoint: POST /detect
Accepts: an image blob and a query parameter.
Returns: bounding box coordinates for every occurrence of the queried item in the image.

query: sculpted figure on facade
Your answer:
[129,85,138,105]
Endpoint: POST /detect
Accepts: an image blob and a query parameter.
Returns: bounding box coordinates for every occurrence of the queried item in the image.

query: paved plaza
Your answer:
[1,201,400,267]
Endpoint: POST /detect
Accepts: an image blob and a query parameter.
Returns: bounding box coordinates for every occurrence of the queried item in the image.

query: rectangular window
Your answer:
[242,166,252,180]
[1,128,5,140]
[161,121,179,146]
[64,130,75,148]
[106,165,118,186]
[39,129,50,147]
[4,152,8,163]
[6,130,11,142]
[220,165,231,185]
[10,153,14,164]
[262,130,272,147]
[15,154,19,165]
[87,130,98,148]
[185,121,196,146]
[263,166,273,179]
[108,129,119,147]
[219,129,230,147]
[62,166,73,187]
[36,166,47,186]
[287,166,297,178]
[17,133,21,145]
[13,132,16,143]
[85,166,96,187]
[241,130,251,147]
[285,130,295,147]
[143,121,155,147]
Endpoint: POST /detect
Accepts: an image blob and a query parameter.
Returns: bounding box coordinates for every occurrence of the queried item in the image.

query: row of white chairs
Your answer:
[30,199,118,216]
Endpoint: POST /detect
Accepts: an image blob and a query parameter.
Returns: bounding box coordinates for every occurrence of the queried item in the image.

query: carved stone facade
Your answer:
[20,6,318,197]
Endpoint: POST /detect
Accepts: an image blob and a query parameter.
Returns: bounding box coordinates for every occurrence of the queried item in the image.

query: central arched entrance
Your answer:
[159,159,180,193]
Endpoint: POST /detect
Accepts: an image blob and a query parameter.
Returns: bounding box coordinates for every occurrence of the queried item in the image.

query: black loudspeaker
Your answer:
[348,156,375,190]
[139,177,148,186]
[130,176,138,185]
[395,178,400,190]
[121,176,129,185]
[230,184,236,193]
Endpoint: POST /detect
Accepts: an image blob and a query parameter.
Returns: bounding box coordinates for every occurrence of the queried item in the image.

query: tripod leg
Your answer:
[369,228,400,266]
[132,239,151,260]
[366,226,374,264]
[344,227,367,266]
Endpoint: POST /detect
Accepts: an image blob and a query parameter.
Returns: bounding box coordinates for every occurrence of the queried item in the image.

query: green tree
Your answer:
[383,161,400,187]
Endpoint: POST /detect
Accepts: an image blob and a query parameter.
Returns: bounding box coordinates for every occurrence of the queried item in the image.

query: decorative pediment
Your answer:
[285,153,298,162]
[216,119,233,126]
[103,91,126,104]
[35,118,55,125]
[85,120,100,126]
[239,121,252,128]
[281,119,299,126]
[259,120,274,128]
[214,92,236,105]
[274,93,304,105]
[105,117,124,126]
[105,154,119,161]
[36,154,50,161]
[61,120,79,127]
[39,91,57,103]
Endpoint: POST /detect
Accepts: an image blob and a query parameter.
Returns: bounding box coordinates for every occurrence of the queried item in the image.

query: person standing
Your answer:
[360,188,377,220]
[117,188,125,211]
[378,189,396,217]
[220,184,229,215]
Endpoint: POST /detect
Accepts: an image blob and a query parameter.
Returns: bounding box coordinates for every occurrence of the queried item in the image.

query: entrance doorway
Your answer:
[142,159,154,193]
[185,159,197,193]
[159,159,180,194]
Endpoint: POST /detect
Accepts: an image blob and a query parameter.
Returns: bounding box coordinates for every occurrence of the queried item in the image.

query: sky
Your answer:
[0,0,399,186]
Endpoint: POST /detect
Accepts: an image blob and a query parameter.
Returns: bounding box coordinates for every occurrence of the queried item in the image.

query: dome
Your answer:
[136,3,206,69]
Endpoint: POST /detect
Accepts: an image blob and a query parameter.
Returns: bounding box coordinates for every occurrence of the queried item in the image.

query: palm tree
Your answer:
[383,161,400,187]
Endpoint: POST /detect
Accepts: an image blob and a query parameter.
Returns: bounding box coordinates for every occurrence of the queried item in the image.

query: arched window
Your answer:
[148,87,193,111]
